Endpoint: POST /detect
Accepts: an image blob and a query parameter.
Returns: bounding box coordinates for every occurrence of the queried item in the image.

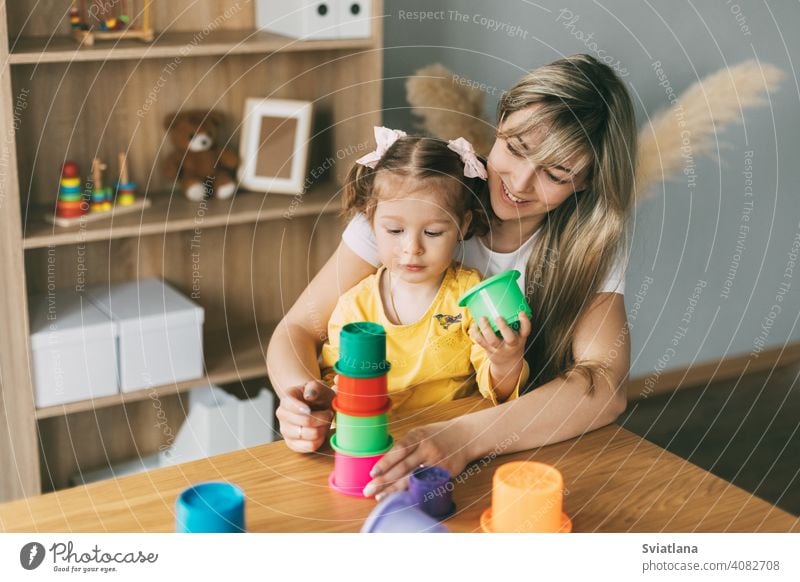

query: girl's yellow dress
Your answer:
[321,263,529,413]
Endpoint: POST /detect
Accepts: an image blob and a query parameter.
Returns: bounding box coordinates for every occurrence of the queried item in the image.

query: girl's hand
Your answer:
[276,380,335,453]
[361,420,473,500]
[470,311,532,367]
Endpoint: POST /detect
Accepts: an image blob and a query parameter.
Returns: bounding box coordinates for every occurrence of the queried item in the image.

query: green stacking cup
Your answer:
[333,399,391,454]
[458,270,532,334]
[334,321,391,379]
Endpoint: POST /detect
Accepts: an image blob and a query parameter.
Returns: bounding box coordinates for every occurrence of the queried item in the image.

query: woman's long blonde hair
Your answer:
[497,54,637,391]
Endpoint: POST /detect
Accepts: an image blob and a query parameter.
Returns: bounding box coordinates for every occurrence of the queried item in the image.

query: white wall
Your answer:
[383,0,800,383]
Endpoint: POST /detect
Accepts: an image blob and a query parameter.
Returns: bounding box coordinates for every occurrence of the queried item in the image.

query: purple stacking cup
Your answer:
[408,465,456,520]
[361,492,449,533]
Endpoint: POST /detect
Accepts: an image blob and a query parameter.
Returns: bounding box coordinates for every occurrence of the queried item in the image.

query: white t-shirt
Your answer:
[342,213,626,294]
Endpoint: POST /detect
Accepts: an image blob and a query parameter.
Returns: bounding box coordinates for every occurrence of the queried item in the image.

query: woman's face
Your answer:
[486,107,590,224]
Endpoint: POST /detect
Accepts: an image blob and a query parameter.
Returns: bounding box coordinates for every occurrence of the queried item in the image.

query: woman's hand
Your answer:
[361,420,474,499]
[276,380,335,453]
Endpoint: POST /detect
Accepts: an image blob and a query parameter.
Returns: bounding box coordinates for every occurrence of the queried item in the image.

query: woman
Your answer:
[267,54,635,499]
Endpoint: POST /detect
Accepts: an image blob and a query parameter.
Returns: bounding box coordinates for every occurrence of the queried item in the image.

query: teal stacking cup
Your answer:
[176,482,246,533]
[458,270,532,334]
[333,398,392,453]
[333,322,391,379]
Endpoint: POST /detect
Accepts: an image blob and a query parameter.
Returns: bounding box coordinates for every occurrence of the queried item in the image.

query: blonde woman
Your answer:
[268,54,636,499]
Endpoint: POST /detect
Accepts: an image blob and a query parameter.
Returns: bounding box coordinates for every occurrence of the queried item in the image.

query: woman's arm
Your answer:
[268,240,376,452]
[462,292,629,456]
[363,292,629,496]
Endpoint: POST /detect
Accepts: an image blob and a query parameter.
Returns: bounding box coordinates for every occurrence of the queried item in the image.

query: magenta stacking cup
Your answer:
[329,434,394,497]
[408,465,456,519]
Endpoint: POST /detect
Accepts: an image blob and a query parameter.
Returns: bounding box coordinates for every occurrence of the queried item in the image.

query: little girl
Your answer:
[320,127,531,413]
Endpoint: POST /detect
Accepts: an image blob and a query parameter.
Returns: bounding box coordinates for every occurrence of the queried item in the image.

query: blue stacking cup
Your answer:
[176,482,246,533]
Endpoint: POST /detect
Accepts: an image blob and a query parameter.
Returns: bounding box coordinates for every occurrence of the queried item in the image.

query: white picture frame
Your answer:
[237,98,313,194]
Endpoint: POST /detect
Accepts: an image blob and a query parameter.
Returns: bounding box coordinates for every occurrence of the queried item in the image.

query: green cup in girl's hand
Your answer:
[458,270,533,334]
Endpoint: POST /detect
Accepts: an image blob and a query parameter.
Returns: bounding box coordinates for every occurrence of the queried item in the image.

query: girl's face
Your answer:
[372,176,470,286]
[486,107,590,225]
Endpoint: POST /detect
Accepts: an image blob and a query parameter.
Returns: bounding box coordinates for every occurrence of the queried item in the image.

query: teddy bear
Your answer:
[163,110,239,201]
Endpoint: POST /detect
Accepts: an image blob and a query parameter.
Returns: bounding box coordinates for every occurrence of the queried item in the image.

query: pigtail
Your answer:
[341,162,377,220]
[462,174,491,240]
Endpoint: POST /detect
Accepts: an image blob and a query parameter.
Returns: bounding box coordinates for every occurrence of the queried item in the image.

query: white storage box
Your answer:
[255,0,372,40]
[29,290,118,408]
[160,385,276,466]
[88,279,204,392]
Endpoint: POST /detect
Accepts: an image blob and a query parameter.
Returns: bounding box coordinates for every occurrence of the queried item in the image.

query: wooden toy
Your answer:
[55,160,88,219]
[71,0,154,46]
[115,152,137,206]
[45,154,151,228]
[90,157,112,212]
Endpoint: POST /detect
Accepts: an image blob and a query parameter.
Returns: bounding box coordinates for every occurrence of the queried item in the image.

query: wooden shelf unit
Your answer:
[35,322,276,419]
[0,1,383,500]
[23,183,342,249]
[9,29,377,64]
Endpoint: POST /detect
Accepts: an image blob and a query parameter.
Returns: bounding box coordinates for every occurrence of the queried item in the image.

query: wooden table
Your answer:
[1,396,797,532]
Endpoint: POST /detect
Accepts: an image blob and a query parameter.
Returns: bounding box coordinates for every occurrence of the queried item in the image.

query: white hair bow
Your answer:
[355,126,408,168]
[447,137,488,180]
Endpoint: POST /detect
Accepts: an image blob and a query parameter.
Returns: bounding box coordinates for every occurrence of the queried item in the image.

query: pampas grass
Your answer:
[636,59,784,200]
[405,61,784,203]
[406,64,494,156]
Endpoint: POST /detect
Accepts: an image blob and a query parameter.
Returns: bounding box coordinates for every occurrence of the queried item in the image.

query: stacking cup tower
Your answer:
[329,322,394,497]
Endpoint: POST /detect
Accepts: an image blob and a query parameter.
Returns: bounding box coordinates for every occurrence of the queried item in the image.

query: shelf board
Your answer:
[9,29,376,65]
[35,323,275,419]
[23,183,341,249]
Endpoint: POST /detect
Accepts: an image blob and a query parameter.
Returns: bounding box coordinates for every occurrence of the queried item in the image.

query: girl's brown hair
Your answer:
[342,136,490,240]
[497,54,637,392]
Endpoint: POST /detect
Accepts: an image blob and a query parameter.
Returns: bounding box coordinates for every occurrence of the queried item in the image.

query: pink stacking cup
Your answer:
[328,434,394,497]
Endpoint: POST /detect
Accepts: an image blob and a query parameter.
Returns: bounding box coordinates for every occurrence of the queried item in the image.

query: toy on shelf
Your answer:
[45,153,151,228]
[164,110,239,201]
[70,0,154,46]
[329,322,394,497]
[69,5,81,28]
[480,461,572,533]
[55,160,87,220]
[115,152,137,206]
[90,157,112,212]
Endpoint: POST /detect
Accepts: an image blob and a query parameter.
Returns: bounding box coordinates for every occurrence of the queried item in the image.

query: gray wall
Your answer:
[383,0,800,383]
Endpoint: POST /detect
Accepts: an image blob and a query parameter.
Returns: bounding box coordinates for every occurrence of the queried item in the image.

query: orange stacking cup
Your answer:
[336,374,389,414]
[481,461,571,533]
